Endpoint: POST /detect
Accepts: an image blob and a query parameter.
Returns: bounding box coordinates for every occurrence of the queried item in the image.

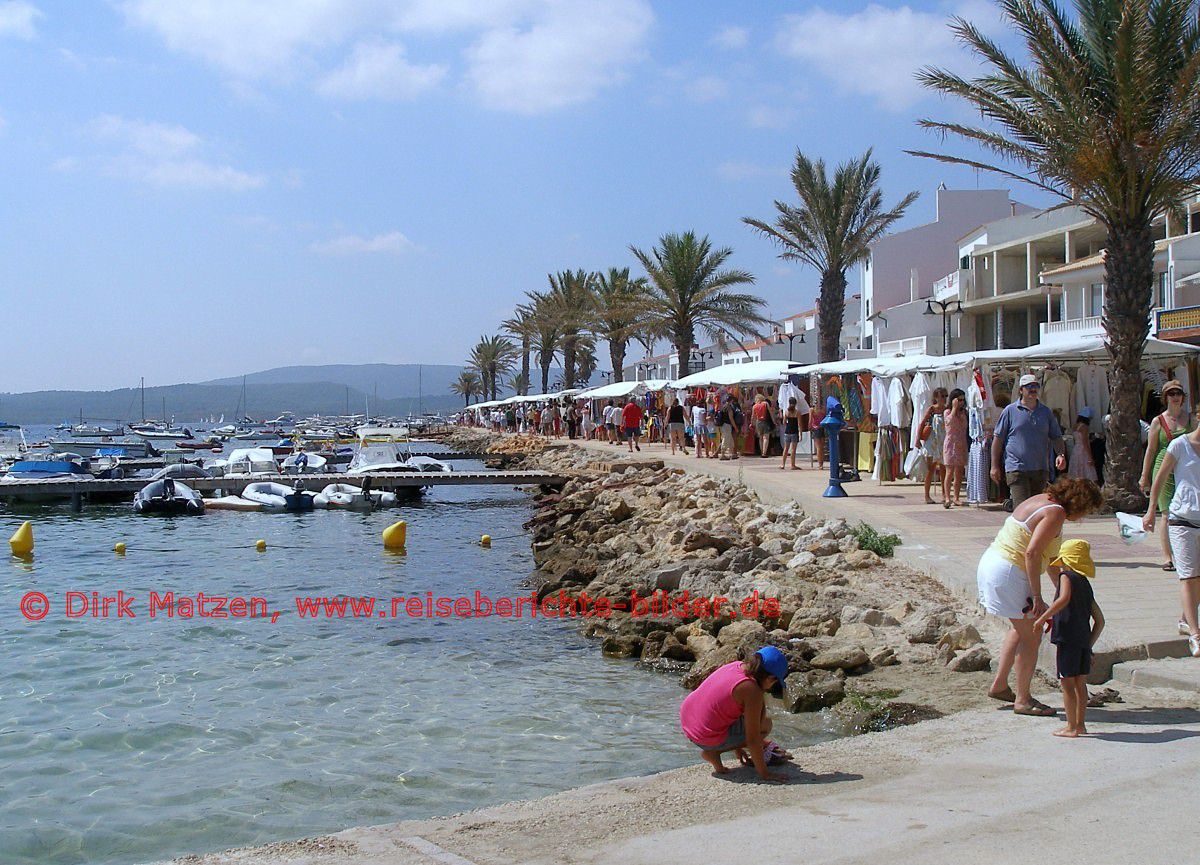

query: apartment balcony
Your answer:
[1039,315,1104,344]
[933,269,970,302]
[1156,305,1200,344]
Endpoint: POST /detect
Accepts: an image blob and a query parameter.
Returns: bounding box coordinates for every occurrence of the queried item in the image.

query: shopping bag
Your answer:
[903,448,927,482]
[1115,512,1149,545]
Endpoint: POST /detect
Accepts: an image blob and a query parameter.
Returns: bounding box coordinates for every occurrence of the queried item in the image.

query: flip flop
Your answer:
[1013,700,1057,717]
[988,687,1016,703]
[1163,562,1176,571]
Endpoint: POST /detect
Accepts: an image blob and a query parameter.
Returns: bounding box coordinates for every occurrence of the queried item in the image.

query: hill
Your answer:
[202,363,465,401]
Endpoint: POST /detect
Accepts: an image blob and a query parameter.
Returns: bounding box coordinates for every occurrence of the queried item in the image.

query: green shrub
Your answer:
[850,522,902,557]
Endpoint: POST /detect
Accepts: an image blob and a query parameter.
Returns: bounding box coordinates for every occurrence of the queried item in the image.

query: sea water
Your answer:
[1,453,835,865]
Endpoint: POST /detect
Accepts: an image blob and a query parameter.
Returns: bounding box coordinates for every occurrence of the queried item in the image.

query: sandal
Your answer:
[1163,562,1176,572]
[988,686,1016,703]
[1013,700,1057,717]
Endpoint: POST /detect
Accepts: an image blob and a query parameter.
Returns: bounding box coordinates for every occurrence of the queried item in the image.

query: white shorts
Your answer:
[1168,522,1200,579]
[977,548,1034,619]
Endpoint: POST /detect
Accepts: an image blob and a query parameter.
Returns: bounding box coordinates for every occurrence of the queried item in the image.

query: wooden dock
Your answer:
[0,469,567,503]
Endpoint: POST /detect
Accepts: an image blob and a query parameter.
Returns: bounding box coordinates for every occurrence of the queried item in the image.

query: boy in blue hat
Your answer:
[1034,539,1105,737]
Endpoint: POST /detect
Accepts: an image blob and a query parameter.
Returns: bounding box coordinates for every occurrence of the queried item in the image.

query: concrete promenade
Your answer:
[572,437,1192,676]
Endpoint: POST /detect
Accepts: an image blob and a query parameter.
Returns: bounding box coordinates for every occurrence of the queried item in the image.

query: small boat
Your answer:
[130,423,194,441]
[242,481,325,512]
[281,451,327,473]
[263,438,296,456]
[0,459,92,502]
[152,463,212,481]
[204,495,263,511]
[70,424,118,437]
[217,447,278,477]
[133,478,205,516]
[50,438,155,458]
[319,483,372,509]
[176,437,222,450]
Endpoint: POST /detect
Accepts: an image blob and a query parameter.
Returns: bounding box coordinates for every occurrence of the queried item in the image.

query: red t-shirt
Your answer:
[752,401,770,421]
[621,403,644,428]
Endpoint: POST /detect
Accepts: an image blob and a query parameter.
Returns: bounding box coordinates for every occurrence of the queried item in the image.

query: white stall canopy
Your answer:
[670,360,803,389]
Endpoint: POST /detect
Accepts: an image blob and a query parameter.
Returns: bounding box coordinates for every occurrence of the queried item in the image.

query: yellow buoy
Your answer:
[255,539,267,552]
[382,520,407,550]
[114,542,127,555]
[480,534,492,548]
[9,521,33,557]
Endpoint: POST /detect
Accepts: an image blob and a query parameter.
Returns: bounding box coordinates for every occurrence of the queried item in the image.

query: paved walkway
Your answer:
[572,437,1191,675]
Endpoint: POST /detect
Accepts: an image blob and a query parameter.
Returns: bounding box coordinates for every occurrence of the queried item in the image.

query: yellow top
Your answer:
[1050,538,1095,579]
[988,504,1063,572]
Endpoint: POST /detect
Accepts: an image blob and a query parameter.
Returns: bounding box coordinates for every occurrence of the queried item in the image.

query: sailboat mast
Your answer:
[140,377,145,423]
[418,365,423,415]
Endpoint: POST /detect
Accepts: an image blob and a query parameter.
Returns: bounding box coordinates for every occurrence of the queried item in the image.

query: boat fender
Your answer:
[382,520,407,550]
[9,521,33,557]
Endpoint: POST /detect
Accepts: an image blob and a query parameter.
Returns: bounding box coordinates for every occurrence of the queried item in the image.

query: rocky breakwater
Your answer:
[517,444,997,725]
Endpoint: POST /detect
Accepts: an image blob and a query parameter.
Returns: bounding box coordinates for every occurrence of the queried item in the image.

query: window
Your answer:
[1157,271,1169,309]
[1192,211,1200,234]
[1086,283,1104,317]
[960,254,971,270]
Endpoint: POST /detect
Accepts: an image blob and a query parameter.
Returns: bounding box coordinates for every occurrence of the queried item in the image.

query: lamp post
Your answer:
[773,330,806,362]
[670,346,714,375]
[637,362,657,381]
[923,298,964,355]
[601,371,613,383]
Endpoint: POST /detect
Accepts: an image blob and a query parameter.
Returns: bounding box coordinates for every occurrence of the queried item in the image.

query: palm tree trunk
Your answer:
[563,338,577,389]
[540,361,551,394]
[817,269,848,363]
[521,338,531,395]
[610,342,626,383]
[674,325,694,379]
[1102,218,1154,509]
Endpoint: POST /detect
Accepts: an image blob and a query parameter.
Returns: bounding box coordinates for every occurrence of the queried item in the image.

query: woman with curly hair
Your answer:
[977,477,1104,716]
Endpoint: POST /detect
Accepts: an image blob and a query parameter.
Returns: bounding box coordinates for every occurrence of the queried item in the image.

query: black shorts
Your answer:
[1055,643,1092,679]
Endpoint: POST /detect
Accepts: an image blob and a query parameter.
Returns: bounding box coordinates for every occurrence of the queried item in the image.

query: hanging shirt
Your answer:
[908,372,932,446]
[1042,370,1073,431]
[888,377,909,428]
[1075,363,1109,435]
[871,377,892,426]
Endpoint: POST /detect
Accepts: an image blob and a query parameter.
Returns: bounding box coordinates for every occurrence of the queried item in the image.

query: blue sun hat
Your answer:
[755,646,789,693]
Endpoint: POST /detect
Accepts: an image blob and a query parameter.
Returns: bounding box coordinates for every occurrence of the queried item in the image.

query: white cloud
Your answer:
[747,104,793,130]
[317,41,446,100]
[0,1,40,40]
[464,0,653,114]
[775,2,1000,111]
[312,230,414,255]
[70,115,265,191]
[711,25,748,50]
[122,0,653,114]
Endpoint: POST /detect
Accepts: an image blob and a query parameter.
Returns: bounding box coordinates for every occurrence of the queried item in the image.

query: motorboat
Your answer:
[242,481,326,512]
[217,447,278,477]
[152,463,212,481]
[319,483,372,509]
[130,422,194,441]
[281,451,327,474]
[0,459,92,502]
[204,495,263,512]
[405,455,453,473]
[263,438,297,456]
[49,438,156,459]
[232,427,287,441]
[346,443,413,474]
[70,424,118,437]
[0,426,28,467]
[133,478,204,516]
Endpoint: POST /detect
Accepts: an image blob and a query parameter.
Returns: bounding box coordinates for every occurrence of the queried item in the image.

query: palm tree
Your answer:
[450,371,482,406]
[744,149,918,363]
[502,302,537,395]
[528,290,561,394]
[909,0,1200,505]
[506,370,529,396]
[629,231,770,377]
[592,267,648,382]
[468,335,516,401]
[547,269,596,389]
[573,337,598,386]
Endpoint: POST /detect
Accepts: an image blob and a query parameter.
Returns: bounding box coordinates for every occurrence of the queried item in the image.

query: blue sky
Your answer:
[0,0,1046,390]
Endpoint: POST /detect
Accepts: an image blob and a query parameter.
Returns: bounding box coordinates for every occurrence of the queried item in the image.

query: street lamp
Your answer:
[637,362,657,380]
[923,298,964,355]
[600,371,613,383]
[671,346,714,374]
[773,330,807,362]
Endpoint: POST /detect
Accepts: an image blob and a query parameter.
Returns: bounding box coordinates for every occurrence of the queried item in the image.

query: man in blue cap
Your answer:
[679,645,792,781]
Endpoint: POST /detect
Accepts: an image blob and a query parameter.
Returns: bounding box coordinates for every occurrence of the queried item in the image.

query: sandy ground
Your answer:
[161,683,1199,865]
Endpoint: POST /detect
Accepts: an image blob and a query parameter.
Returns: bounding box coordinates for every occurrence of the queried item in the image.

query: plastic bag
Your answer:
[1115,511,1149,545]
[903,448,928,483]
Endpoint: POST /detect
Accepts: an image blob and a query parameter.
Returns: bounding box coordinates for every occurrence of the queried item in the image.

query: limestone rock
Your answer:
[841,606,900,628]
[681,644,740,689]
[836,622,875,641]
[809,646,870,671]
[804,539,841,558]
[884,600,915,622]
[716,619,766,647]
[686,633,719,656]
[935,642,956,666]
[601,635,643,658]
[869,647,898,667]
[938,624,983,652]
[843,549,883,569]
[782,669,846,712]
[948,646,992,673]
[902,606,960,644]
[608,499,633,523]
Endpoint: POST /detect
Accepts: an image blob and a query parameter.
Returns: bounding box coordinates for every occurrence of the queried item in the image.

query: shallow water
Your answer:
[1,453,835,865]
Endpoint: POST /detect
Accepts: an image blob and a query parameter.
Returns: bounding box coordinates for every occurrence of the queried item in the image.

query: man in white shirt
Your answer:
[691,401,708,458]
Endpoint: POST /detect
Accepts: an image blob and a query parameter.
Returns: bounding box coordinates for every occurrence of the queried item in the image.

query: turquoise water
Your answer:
[1,454,834,865]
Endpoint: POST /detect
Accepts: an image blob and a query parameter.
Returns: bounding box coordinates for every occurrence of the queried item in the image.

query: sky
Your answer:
[0,0,1050,391]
